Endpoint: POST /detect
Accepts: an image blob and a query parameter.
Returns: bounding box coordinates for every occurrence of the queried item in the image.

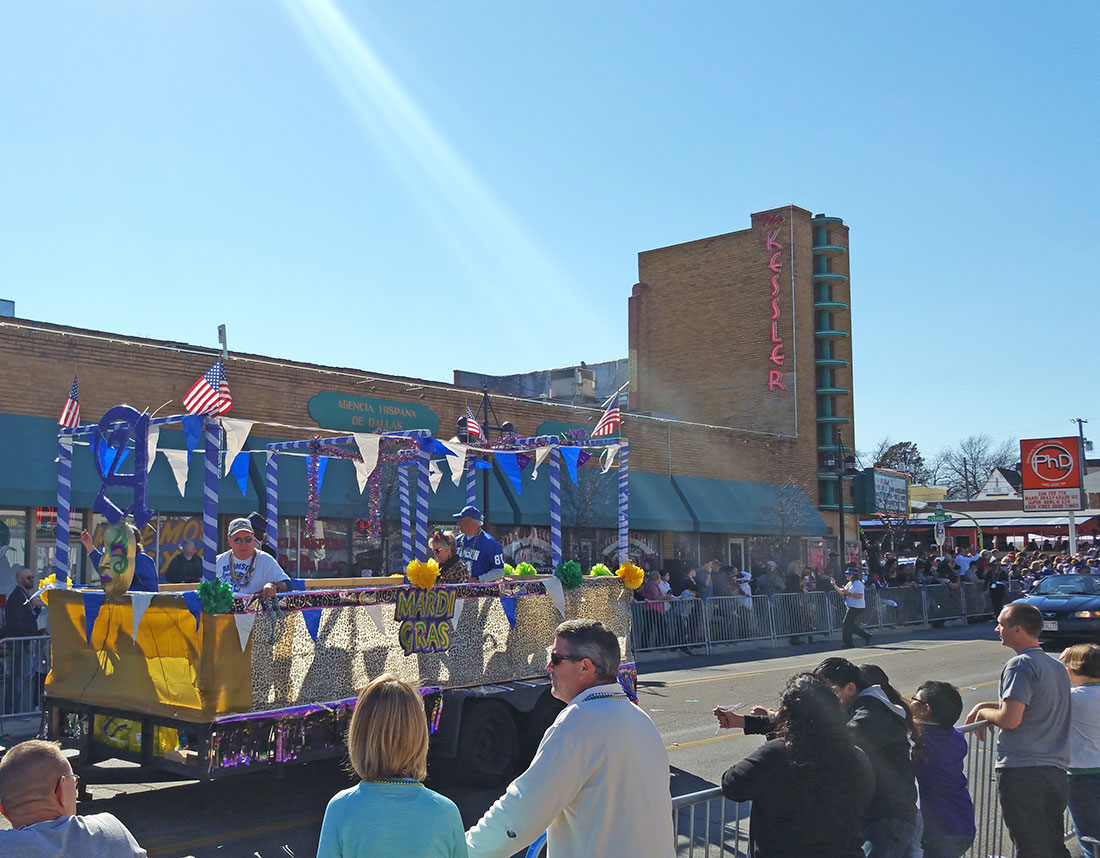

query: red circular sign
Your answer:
[1028,443,1075,483]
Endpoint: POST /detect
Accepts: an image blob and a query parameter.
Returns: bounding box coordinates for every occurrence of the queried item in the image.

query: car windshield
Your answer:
[1033,575,1100,596]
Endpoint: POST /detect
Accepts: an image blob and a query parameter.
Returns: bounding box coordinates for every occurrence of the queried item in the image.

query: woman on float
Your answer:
[429,530,470,585]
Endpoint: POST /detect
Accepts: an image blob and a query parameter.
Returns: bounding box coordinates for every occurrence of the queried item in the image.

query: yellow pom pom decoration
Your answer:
[406,558,440,590]
[615,561,645,591]
[39,572,72,605]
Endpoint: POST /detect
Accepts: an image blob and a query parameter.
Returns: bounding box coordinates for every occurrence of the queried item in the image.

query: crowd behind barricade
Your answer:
[631,542,1100,653]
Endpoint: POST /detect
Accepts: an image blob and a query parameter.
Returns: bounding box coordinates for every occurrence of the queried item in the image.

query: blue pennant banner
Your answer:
[181,591,203,631]
[419,437,456,457]
[499,595,517,628]
[473,459,492,469]
[182,415,205,457]
[494,451,523,494]
[230,452,250,496]
[559,447,582,485]
[82,591,105,643]
[302,608,322,642]
[316,456,329,495]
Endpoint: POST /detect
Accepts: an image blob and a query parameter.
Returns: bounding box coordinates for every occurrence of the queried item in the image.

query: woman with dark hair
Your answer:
[719,673,874,858]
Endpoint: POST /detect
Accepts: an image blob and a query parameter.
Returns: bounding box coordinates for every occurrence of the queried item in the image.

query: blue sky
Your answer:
[1,1,1097,460]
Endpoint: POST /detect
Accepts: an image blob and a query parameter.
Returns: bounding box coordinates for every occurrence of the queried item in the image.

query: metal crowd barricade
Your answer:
[924,584,965,625]
[960,582,993,619]
[631,599,709,653]
[883,586,928,626]
[708,595,773,646]
[1,634,51,723]
[770,591,829,641]
[667,721,1027,858]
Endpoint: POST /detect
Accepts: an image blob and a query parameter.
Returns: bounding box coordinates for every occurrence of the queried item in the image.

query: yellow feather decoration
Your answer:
[406,558,440,590]
[616,561,645,590]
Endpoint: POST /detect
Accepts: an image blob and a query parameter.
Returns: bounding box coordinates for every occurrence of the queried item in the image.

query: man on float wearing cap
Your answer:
[214,518,290,598]
[453,505,505,583]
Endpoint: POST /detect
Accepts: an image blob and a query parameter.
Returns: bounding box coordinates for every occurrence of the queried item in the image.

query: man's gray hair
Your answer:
[555,619,620,682]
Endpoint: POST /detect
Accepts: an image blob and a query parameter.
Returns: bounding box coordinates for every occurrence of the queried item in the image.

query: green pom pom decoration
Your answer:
[502,563,516,576]
[555,560,584,590]
[514,562,538,577]
[198,578,234,614]
[589,563,612,577]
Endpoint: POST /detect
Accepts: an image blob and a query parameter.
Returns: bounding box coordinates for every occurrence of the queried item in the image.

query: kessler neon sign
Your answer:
[761,214,786,391]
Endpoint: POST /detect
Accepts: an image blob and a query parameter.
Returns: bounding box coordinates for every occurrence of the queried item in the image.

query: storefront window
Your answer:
[698,533,728,566]
[1,509,29,599]
[277,517,352,577]
[34,507,82,585]
[673,532,699,567]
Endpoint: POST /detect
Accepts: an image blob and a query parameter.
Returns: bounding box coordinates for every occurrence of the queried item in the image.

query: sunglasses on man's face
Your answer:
[231,535,254,544]
[549,650,586,667]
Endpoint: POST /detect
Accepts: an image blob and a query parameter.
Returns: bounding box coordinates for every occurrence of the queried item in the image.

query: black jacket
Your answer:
[722,738,873,858]
[847,688,917,825]
[4,587,41,637]
[744,687,916,826]
[165,551,203,584]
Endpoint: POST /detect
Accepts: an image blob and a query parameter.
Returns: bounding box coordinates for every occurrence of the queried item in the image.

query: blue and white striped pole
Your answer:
[398,463,413,566]
[618,440,630,565]
[465,456,477,508]
[56,435,73,580]
[549,447,562,570]
[415,448,431,561]
[265,450,278,554]
[203,419,221,580]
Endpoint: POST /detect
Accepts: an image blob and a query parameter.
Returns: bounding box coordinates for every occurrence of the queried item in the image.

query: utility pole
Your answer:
[1070,417,1088,554]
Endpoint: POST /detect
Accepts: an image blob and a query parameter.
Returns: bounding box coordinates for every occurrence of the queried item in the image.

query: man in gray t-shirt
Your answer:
[0,740,146,857]
[966,603,1071,858]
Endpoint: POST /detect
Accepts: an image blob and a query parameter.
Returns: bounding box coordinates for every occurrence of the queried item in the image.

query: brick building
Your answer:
[0,204,854,592]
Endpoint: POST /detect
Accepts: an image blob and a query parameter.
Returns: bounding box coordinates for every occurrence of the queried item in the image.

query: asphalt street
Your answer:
[1,622,1011,857]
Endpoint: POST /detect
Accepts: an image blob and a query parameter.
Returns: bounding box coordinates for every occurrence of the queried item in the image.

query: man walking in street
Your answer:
[965,603,1071,858]
[466,619,673,857]
[833,562,872,647]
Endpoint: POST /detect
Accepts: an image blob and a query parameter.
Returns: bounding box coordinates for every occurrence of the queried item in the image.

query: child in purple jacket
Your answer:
[910,681,976,858]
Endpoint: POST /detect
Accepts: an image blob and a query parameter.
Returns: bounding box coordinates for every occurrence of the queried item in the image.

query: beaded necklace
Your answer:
[230,552,258,590]
[371,777,422,786]
[584,692,628,702]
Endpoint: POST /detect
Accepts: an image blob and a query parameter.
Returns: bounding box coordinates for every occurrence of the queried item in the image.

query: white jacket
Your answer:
[465,683,674,858]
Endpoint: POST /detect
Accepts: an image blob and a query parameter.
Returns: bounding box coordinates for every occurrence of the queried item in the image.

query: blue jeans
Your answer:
[863,817,918,858]
[1069,773,1100,858]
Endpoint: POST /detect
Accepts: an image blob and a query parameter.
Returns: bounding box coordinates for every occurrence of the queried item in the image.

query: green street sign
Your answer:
[927,512,952,522]
[308,392,440,435]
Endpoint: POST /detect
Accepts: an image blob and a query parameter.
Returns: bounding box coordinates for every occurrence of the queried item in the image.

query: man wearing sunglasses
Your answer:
[0,739,147,856]
[466,619,674,857]
[213,518,289,598]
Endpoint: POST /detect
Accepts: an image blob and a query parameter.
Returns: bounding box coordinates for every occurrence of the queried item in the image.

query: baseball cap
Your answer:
[453,505,483,522]
[228,518,254,537]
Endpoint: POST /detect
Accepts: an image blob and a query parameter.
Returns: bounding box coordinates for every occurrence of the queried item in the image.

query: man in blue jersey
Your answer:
[453,505,505,582]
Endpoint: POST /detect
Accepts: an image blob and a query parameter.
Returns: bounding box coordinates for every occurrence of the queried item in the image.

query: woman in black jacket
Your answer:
[719,673,874,858]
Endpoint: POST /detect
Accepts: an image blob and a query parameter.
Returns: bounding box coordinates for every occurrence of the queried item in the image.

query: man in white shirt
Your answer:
[833,562,872,648]
[214,518,290,597]
[466,619,674,858]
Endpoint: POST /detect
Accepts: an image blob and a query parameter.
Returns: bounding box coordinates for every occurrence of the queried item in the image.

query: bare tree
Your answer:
[862,436,895,468]
[936,434,1018,500]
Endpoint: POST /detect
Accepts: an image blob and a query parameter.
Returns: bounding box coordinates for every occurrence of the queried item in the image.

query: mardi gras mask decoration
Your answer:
[98,521,136,597]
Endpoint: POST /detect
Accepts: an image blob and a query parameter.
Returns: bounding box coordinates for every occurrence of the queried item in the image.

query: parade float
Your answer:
[42,406,639,786]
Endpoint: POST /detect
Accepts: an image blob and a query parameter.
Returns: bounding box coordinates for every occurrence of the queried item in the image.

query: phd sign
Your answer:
[308,392,439,435]
[1020,436,1084,511]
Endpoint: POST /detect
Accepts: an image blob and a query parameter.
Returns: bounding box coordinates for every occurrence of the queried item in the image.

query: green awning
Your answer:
[671,475,827,536]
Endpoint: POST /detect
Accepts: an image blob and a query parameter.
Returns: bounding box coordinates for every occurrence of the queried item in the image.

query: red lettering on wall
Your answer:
[762,215,786,393]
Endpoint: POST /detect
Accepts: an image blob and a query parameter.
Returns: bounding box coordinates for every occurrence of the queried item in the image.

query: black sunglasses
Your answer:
[549,650,586,666]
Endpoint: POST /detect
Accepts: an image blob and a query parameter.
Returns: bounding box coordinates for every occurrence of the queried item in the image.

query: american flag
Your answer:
[591,403,621,437]
[183,361,233,415]
[464,405,483,440]
[58,376,80,428]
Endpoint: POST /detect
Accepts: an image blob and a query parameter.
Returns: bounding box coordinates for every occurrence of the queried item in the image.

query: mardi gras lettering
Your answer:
[394,588,457,655]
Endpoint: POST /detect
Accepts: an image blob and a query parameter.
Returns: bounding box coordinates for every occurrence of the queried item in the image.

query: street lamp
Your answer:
[456,386,513,526]
[820,431,860,570]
